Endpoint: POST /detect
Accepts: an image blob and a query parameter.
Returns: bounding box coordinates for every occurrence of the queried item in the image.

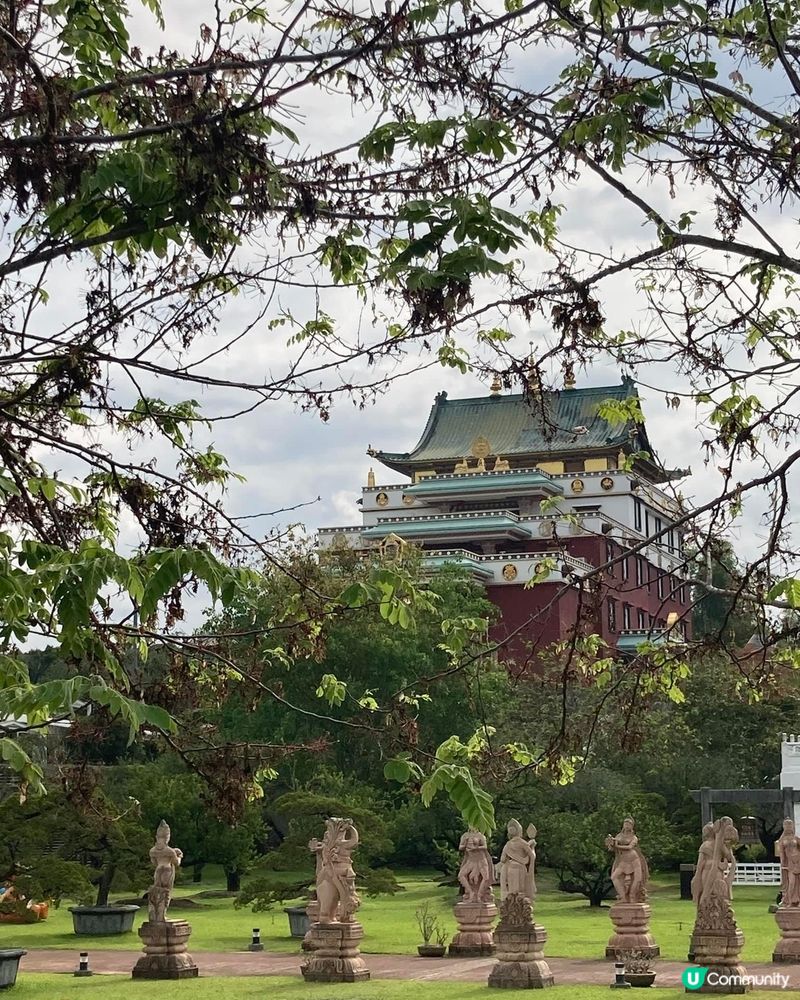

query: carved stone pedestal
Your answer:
[488,921,553,989]
[687,929,747,994]
[449,900,497,956]
[131,920,198,980]
[300,921,370,982]
[605,902,660,959]
[302,898,320,952]
[773,906,800,963]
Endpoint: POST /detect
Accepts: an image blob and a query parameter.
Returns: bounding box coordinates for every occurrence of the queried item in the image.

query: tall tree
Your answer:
[2,0,800,817]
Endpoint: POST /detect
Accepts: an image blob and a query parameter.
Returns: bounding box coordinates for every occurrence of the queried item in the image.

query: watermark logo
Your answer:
[682,966,790,990]
[683,967,708,991]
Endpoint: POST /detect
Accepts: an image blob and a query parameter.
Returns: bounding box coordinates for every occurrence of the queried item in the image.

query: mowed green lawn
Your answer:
[4,981,797,1000]
[0,868,784,963]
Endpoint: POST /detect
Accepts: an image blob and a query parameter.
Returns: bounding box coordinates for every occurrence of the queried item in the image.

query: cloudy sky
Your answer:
[17,0,799,636]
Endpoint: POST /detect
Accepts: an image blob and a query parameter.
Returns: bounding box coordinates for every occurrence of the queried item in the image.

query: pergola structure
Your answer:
[690,787,800,828]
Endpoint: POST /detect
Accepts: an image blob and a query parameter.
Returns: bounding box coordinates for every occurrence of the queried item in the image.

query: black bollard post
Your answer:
[610,961,630,989]
[248,928,264,952]
[74,951,93,977]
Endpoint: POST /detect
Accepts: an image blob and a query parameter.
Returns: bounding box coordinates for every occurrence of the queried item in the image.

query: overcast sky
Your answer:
[24,0,799,636]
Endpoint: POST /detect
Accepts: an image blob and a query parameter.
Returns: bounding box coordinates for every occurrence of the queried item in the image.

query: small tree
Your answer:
[539,799,679,907]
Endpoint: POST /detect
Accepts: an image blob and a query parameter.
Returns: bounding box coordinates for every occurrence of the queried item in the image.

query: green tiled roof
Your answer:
[373,378,654,474]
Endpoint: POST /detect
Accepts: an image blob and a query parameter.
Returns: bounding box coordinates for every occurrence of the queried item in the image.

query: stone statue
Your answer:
[778,818,800,908]
[457,829,495,904]
[301,818,370,983]
[315,817,361,923]
[147,820,183,923]
[450,829,497,956]
[605,817,648,904]
[499,819,536,902]
[690,822,715,905]
[692,816,738,931]
[133,821,197,980]
[688,816,746,984]
[774,818,800,961]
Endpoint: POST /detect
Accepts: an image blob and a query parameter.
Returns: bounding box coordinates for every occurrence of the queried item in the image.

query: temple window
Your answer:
[564,459,585,473]
[622,604,631,630]
[634,499,643,531]
[607,598,617,633]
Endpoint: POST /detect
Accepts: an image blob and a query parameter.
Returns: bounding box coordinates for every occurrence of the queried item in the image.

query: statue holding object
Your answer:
[499,819,537,902]
[604,817,659,961]
[450,830,497,956]
[688,816,747,993]
[301,818,369,983]
[132,821,198,980]
[316,817,361,923]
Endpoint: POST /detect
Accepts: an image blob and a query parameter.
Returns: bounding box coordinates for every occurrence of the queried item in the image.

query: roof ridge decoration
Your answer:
[370,377,678,480]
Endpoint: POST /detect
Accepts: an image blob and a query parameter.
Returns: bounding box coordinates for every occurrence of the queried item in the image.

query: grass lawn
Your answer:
[0,868,784,963]
[4,979,796,1000]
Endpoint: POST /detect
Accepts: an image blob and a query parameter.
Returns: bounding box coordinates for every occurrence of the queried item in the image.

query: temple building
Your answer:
[317,376,691,668]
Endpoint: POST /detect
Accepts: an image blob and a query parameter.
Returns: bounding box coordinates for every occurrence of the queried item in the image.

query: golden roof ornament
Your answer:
[367,468,376,488]
[490,373,502,396]
[563,360,576,390]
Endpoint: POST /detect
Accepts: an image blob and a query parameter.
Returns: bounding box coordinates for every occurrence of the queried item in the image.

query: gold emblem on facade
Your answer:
[402,494,415,506]
[470,436,491,460]
[376,491,389,507]
[600,476,614,491]
[502,563,518,581]
[570,479,585,494]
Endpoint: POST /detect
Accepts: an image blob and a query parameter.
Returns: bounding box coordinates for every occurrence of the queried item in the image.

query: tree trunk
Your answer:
[95,864,116,907]
[588,888,606,907]
[226,869,241,892]
[192,863,204,883]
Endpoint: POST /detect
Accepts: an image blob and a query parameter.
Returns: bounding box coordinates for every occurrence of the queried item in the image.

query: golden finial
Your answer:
[367,468,376,488]
[490,373,502,396]
[563,360,576,390]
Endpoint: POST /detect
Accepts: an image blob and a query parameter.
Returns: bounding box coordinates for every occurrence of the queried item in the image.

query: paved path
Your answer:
[17,949,800,989]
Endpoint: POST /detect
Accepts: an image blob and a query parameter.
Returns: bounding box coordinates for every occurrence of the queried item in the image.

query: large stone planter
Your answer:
[0,950,26,990]
[285,905,310,938]
[70,905,139,936]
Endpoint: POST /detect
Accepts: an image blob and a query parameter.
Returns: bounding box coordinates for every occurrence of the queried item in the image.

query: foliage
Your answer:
[0,781,151,907]
[236,788,400,912]
[2,0,800,825]
[538,789,682,907]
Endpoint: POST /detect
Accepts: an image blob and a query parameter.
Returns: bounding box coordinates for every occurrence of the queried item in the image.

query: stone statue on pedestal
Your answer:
[604,817,659,961]
[450,829,497,956]
[499,819,536,902]
[773,818,800,962]
[688,816,747,993]
[300,818,369,983]
[132,821,198,980]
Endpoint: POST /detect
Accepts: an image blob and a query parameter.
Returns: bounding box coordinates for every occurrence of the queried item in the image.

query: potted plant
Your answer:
[0,950,26,989]
[622,950,656,988]
[416,902,447,957]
